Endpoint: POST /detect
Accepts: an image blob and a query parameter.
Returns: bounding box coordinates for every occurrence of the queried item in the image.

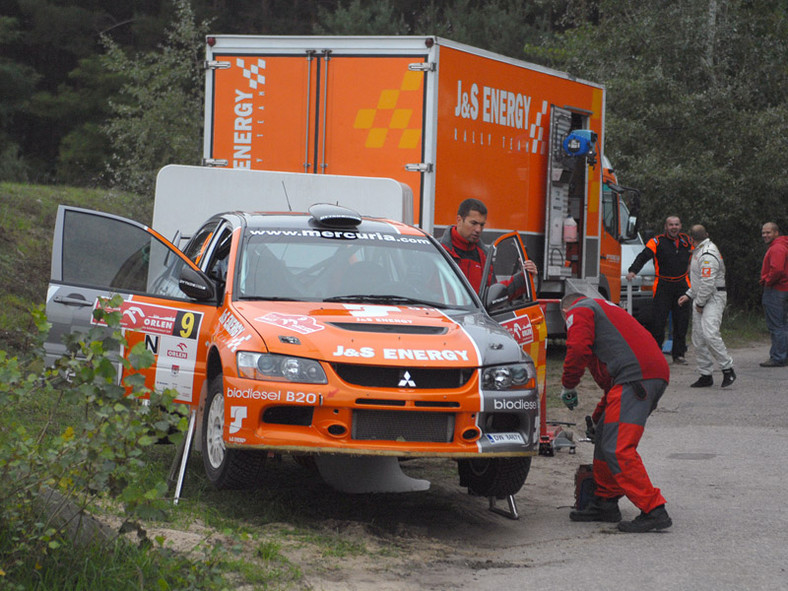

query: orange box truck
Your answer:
[202,35,637,335]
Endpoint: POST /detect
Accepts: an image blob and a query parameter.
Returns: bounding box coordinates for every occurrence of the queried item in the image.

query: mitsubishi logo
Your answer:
[398,371,416,388]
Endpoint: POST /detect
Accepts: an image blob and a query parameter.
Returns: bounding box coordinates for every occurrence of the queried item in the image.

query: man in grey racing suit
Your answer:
[678,225,736,388]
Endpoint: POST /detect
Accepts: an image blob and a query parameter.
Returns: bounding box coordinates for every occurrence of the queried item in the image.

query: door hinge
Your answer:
[204,60,231,70]
[408,62,436,72]
[405,162,434,173]
[202,158,229,167]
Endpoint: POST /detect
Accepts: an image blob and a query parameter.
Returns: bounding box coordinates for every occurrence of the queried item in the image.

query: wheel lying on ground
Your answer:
[457,457,531,499]
[201,375,266,489]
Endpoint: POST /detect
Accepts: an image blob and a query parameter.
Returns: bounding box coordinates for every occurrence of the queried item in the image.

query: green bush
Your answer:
[0,298,191,585]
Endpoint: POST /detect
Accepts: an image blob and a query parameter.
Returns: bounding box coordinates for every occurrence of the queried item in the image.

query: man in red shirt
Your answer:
[560,293,672,533]
[759,222,788,367]
[439,198,536,293]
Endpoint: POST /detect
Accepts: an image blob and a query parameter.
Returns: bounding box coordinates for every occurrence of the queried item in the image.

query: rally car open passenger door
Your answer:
[479,232,548,414]
[46,206,219,405]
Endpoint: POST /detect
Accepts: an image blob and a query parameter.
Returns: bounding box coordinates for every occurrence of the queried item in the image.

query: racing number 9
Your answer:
[179,313,194,338]
[174,311,201,339]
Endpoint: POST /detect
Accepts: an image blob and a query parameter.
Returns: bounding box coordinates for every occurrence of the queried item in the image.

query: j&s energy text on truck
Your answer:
[203,35,638,334]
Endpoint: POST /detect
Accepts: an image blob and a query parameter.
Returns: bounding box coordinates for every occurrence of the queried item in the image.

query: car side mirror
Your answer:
[485,282,509,311]
[179,266,217,302]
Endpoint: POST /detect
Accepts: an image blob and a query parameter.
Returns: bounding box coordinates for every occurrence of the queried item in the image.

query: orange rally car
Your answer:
[46,202,544,498]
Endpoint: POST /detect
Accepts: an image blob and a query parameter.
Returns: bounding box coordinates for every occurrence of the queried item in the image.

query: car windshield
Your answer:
[235,226,476,308]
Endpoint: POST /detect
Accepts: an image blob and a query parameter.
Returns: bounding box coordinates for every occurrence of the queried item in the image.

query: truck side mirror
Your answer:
[179,266,217,302]
[623,215,638,240]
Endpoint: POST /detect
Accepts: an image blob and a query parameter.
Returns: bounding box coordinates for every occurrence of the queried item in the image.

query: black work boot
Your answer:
[690,374,713,388]
[721,368,736,388]
[617,504,672,533]
[570,495,621,522]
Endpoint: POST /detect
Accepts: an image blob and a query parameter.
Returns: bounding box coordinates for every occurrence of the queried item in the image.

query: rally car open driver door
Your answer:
[479,232,548,416]
[46,206,218,405]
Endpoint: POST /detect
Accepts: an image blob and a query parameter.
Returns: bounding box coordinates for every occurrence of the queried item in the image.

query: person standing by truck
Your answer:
[439,198,537,293]
[626,215,693,364]
[759,222,788,367]
[559,293,672,533]
[678,225,736,387]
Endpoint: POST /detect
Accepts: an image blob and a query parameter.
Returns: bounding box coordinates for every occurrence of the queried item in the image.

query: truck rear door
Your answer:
[46,206,217,405]
[205,46,427,221]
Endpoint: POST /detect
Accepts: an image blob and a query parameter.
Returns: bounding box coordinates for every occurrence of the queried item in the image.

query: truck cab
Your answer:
[600,158,652,322]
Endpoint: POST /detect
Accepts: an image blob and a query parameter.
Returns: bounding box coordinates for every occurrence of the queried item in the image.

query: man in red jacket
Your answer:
[559,293,672,533]
[759,222,788,367]
[439,198,536,293]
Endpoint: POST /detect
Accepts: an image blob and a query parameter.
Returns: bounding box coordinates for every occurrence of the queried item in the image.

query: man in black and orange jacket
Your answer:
[439,198,536,295]
[626,215,693,364]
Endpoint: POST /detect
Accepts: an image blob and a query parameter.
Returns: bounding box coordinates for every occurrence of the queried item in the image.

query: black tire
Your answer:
[457,457,531,499]
[201,376,266,489]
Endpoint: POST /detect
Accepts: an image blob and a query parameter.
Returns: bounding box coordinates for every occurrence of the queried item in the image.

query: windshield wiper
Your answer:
[322,294,447,308]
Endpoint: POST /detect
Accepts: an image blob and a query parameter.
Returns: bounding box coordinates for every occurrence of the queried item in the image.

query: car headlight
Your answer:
[237,352,327,384]
[481,360,536,391]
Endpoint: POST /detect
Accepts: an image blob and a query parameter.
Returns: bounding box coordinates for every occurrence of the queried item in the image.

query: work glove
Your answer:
[560,387,578,410]
[585,415,596,443]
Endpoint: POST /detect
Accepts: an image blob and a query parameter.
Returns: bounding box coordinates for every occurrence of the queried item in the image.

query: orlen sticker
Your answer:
[151,335,198,402]
[255,312,325,335]
[500,315,534,345]
[93,299,202,339]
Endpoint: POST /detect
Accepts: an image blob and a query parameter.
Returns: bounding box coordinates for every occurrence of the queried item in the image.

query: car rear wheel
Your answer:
[457,457,531,499]
[201,375,266,489]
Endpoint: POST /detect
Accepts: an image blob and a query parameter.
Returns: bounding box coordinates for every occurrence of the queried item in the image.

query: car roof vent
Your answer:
[308,203,362,228]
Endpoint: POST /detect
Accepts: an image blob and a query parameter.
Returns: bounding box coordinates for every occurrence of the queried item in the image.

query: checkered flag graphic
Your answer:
[237,58,266,89]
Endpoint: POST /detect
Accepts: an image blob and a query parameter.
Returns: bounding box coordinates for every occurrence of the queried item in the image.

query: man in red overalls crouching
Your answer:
[559,293,673,533]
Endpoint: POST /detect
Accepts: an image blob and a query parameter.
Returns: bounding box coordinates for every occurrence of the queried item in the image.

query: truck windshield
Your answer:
[236,229,476,308]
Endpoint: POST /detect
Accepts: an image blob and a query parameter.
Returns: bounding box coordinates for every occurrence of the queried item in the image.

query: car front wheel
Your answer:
[457,457,531,499]
[201,375,266,489]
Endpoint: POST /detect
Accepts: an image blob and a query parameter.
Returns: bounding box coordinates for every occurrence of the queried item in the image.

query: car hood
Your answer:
[231,301,522,367]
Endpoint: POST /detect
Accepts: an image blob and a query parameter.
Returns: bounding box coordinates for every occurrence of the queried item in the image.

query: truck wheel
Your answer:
[201,375,266,489]
[457,457,531,499]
